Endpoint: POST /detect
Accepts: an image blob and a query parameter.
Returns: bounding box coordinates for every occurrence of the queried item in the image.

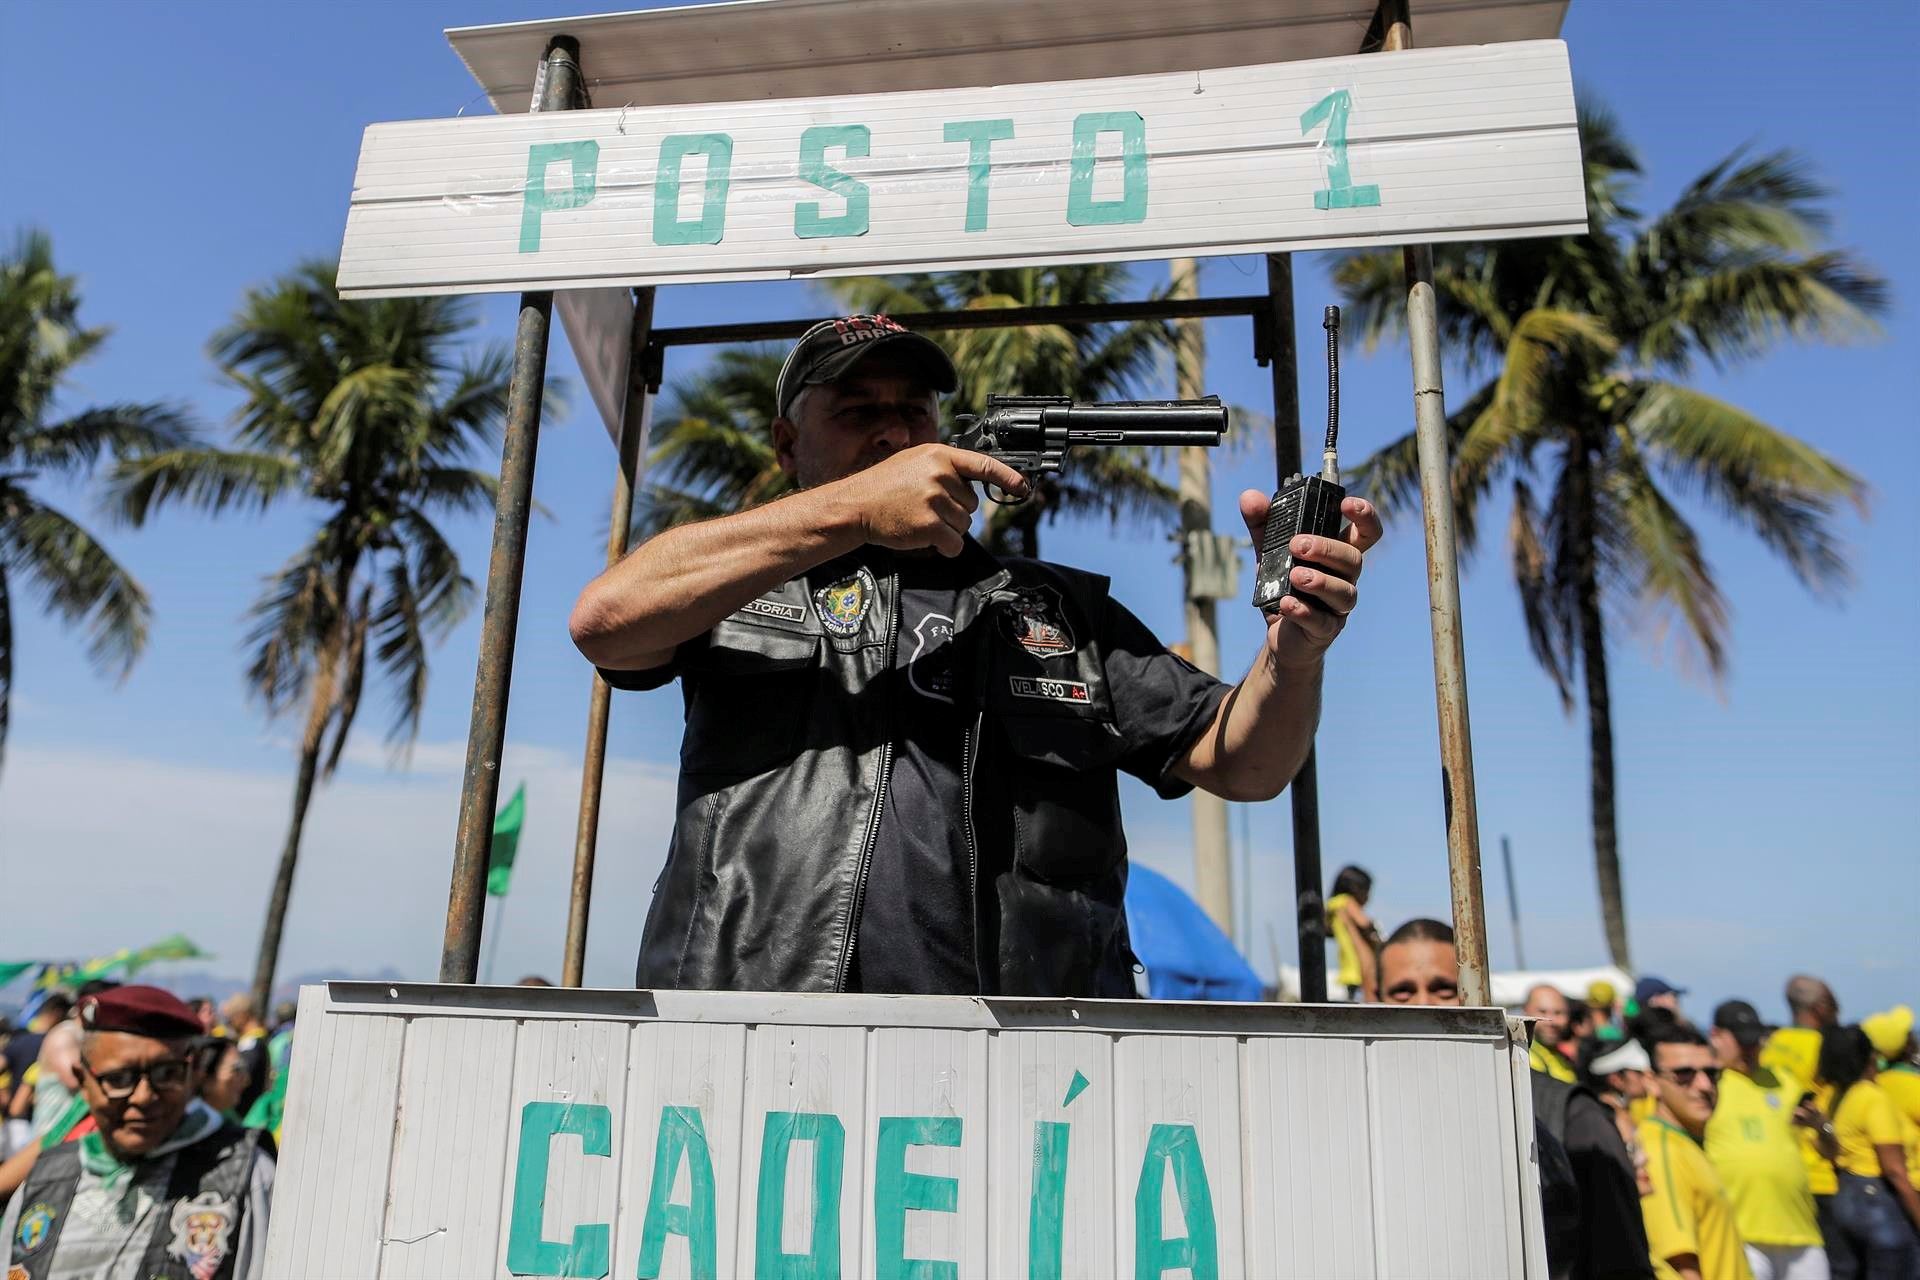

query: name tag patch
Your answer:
[740,596,806,624]
[1010,675,1090,704]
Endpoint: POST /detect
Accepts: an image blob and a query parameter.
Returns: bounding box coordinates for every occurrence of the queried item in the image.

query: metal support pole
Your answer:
[1259,253,1328,1004]
[1501,834,1526,970]
[439,36,581,984]
[562,287,657,988]
[1382,0,1493,1007]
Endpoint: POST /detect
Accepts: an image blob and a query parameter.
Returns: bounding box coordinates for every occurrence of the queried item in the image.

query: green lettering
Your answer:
[1066,111,1147,226]
[636,1106,718,1280]
[505,1101,612,1278]
[1028,1121,1070,1280]
[795,125,871,239]
[1300,90,1381,209]
[654,133,734,246]
[1133,1124,1218,1280]
[755,1111,844,1280]
[520,141,599,253]
[873,1116,962,1280]
[943,119,1014,232]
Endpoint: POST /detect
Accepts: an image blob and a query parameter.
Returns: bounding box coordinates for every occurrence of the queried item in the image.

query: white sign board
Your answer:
[338,41,1583,299]
[264,984,1546,1278]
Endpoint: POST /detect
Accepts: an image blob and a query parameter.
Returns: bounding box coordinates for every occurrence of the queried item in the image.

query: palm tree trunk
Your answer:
[252,728,322,1011]
[1568,449,1631,970]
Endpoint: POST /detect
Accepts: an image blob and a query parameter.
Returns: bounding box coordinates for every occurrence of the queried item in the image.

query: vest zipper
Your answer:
[833,569,901,993]
[963,711,983,990]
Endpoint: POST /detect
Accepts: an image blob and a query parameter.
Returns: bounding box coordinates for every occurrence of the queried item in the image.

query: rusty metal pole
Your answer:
[1260,253,1328,1004]
[1381,0,1493,1006]
[440,35,581,984]
[562,287,656,988]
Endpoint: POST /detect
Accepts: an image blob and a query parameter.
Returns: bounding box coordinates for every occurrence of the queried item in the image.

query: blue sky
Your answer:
[0,1,1913,1022]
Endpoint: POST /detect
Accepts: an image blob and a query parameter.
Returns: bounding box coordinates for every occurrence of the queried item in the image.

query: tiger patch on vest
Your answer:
[168,1191,236,1280]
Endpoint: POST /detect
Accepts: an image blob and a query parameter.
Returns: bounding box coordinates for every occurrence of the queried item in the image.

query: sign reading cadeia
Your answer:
[260,985,1548,1277]
[336,41,1583,299]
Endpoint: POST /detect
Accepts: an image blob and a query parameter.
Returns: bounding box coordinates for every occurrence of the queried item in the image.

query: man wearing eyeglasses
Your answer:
[1640,1023,1755,1280]
[2,986,273,1280]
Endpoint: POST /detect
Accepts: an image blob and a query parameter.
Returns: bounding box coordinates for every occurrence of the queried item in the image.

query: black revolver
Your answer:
[950,395,1229,502]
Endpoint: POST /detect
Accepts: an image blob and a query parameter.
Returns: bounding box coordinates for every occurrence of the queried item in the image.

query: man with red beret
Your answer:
[2,986,273,1280]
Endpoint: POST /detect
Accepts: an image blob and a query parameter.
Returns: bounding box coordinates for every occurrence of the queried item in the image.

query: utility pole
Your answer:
[1171,258,1232,933]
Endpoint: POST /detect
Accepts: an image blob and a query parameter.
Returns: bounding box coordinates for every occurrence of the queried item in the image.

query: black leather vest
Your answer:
[637,542,1141,997]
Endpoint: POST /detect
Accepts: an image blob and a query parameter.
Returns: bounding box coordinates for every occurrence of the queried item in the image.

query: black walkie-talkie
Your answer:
[1251,305,1347,613]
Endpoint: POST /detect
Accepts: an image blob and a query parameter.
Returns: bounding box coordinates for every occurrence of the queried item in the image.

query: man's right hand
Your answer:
[830,444,1028,557]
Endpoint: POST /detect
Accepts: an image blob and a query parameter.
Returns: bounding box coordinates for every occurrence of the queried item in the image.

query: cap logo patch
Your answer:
[833,314,907,346]
[998,586,1076,658]
[813,567,876,637]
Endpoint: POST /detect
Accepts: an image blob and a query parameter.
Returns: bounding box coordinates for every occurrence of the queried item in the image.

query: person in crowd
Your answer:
[1639,976,1689,1022]
[1528,984,1579,1083]
[1817,1025,1920,1278]
[1861,1006,1919,1173]
[198,1040,254,1123]
[1325,864,1379,1002]
[1640,1023,1752,1280]
[1,986,274,1280]
[1705,1000,1828,1280]
[1375,918,1461,1007]
[1589,1038,1656,1195]
[2,994,72,1110]
[1591,980,1625,1042]
[218,995,271,1121]
[569,314,1378,996]
[186,998,217,1035]
[1767,976,1843,1242]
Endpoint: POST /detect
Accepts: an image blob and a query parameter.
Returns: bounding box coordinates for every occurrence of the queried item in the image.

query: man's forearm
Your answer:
[1174,653,1322,802]
[570,487,862,671]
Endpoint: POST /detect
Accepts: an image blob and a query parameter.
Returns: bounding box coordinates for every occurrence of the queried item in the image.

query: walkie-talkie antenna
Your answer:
[1321,305,1341,483]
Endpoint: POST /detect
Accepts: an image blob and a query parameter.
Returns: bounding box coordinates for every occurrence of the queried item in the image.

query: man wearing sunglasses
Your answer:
[1640,1023,1755,1280]
[2,986,273,1280]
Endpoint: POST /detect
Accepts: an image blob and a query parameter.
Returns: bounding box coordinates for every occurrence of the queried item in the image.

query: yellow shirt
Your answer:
[1530,1036,1577,1083]
[1327,893,1362,989]
[1763,1028,1834,1197]
[1878,1067,1920,1182]
[1632,1093,1659,1123]
[1826,1079,1905,1179]
[1704,1065,1821,1247]
[1640,1117,1756,1280]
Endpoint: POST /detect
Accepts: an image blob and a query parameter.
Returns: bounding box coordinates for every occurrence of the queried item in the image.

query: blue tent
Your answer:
[1124,864,1264,1001]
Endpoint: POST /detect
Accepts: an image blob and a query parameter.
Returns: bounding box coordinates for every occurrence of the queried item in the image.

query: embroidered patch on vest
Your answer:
[1010,675,1090,704]
[812,567,876,637]
[14,1203,55,1255]
[997,585,1076,657]
[168,1191,237,1280]
[739,595,806,624]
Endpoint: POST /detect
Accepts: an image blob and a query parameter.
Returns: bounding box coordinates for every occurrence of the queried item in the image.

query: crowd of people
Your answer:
[1347,877,1920,1280]
[0,984,292,1279]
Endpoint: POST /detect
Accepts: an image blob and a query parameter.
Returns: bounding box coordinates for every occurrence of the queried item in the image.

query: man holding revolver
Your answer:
[569,313,1380,996]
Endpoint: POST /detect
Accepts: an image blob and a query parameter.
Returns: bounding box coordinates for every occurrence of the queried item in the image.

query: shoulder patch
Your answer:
[168,1191,238,1280]
[997,585,1076,658]
[813,567,876,637]
[14,1202,56,1256]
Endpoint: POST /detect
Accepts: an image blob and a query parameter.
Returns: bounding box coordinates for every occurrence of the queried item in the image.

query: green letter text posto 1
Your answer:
[520,140,599,253]
[795,125,872,240]
[636,1106,719,1280]
[1066,111,1148,227]
[755,1111,846,1280]
[873,1116,963,1280]
[1300,89,1381,210]
[1028,1121,1070,1280]
[654,133,735,246]
[943,119,1015,233]
[1133,1123,1219,1280]
[505,1100,613,1278]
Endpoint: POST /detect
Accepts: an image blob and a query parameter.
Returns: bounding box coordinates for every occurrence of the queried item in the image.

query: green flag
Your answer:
[486,783,526,897]
[0,961,36,986]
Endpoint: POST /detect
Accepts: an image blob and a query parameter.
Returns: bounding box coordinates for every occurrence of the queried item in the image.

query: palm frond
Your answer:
[0,565,12,770]
[11,404,196,477]
[242,531,342,716]
[321,586,372,778]
[411,466,500,518]
[1604,433,1730,683]
[1636,250,1888,370]
[370,555,430,748]
[108,447,301,523]
[1,491,149,675]
[1508,476,1575,708]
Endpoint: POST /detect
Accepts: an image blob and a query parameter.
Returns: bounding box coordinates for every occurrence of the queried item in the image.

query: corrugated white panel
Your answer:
[378,1016,518,1279]
[446,0,1569,116]
[613,1021,749,1280]
[1507,1026,1551,1278]
[736,1023,869,1277]
[339,41,1583,298]
[553,286,635,444]
[860,1028,989,1278]
[262,988,404,1276]
[1112,1034,1246,1279]
[492,1019,630,1279]
[986,1029,1116,1279]
[1367,1037,1522,1278]
[1243,1035,1376,1277]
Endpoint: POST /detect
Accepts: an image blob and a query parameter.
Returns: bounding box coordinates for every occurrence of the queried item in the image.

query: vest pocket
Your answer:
[681,625,818,777]
[1001,714,1127,881]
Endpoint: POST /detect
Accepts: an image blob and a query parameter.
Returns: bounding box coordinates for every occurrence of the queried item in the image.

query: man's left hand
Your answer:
[1237,491,1382,671]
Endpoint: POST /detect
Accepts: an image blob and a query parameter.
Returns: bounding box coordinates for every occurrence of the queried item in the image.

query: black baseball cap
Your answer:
[1712,999,1769,1048]
[775,314,959,419]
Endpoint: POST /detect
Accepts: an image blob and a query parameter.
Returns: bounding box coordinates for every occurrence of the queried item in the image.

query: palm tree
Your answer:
[111,262,516,1008]
[638,267,1181,555]
[0,230,192,772]
[1336,106,1885,968]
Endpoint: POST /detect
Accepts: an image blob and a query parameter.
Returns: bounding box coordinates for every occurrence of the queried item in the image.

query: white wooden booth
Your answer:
[265,984,1547,1278]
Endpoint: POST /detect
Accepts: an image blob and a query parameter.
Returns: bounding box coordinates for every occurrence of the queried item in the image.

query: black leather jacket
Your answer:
[622,541,1220,996]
